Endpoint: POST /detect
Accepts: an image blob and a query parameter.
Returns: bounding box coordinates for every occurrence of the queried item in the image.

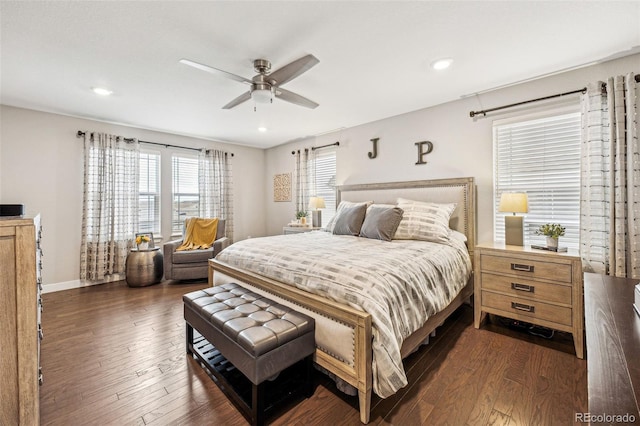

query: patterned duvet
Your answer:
[215,231,472,398]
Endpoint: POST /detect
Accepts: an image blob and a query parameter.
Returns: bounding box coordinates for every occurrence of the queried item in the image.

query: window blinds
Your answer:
[172,155,200,234]
[312,148,337,227]
[494,111,581,249]
[139,151,160,234]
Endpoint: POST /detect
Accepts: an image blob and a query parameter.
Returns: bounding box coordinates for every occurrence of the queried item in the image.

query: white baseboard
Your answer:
[42,274,125,294]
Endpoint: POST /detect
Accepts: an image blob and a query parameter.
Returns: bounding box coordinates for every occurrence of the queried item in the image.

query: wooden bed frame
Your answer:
[209,177,476,423]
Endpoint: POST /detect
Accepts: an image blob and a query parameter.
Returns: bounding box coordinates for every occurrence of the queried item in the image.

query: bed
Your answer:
[209,177,476,423]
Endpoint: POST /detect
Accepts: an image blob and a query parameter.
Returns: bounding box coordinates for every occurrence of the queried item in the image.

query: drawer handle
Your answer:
[511,301,535,313]
[511,263,534,273]
[511,282,535,293]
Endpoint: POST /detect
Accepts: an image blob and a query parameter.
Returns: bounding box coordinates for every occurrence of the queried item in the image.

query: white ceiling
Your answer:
[1,1,639,149]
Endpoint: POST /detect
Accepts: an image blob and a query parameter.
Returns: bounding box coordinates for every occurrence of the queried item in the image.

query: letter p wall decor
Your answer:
[415,141,434,165]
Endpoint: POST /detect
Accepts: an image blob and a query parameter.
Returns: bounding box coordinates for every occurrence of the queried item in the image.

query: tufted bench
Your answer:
[183,282,315,426]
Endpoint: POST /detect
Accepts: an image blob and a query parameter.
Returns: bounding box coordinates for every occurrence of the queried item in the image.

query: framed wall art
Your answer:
[273,173,292,202]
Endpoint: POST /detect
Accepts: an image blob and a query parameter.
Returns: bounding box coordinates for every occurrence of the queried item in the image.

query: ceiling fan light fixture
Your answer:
[251,88,273,104]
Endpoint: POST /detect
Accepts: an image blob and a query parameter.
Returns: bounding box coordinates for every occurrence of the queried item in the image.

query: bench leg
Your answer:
[251,381,265,426]
[185,323,194,355]
[305,355,314,398]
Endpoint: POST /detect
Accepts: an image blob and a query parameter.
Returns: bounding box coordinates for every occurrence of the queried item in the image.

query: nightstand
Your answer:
[283,226,322,235]
[474,242,584,359]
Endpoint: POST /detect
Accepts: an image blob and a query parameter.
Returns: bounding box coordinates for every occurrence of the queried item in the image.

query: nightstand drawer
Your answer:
[481,273,572,305]
[481,254,572,283]
[482,291,572,326]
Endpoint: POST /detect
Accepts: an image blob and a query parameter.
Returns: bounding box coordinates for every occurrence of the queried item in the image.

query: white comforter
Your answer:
[215,231,472,398]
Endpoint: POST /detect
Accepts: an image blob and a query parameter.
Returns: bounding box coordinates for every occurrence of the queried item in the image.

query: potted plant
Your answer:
[135,234,151,250]
[535,223,565,248]
[295,210,308,225]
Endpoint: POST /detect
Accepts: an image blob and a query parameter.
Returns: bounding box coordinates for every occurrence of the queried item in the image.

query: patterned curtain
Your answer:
[198,149,234,242]
[294,148,311,215]
[80,132,139,281]
[580,73,640,278]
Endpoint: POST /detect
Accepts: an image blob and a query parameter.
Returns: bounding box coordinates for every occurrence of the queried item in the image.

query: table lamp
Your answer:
[499,192,528,246]
[308,197,326,228]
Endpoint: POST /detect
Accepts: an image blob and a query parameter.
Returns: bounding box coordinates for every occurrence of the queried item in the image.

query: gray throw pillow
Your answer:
[326,200,373,233]
[332,203,368,236]
[359,205,404,241]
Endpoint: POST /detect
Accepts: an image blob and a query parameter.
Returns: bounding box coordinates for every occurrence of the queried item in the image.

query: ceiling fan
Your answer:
[179,54,320,110]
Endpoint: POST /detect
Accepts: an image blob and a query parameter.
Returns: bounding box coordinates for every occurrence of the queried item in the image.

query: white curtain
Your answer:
[294,148,311,214]
[580,73,640,278]
[198,149,234,242]
[80,132,139,281]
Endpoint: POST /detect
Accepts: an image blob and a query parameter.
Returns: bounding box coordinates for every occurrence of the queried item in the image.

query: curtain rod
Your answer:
[469,88,586,118]
[76,131,234,157]
[291,141,339,155]
[469,74,640,118]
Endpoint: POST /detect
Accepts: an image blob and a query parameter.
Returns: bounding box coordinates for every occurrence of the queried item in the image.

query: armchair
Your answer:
[163,219,231,281]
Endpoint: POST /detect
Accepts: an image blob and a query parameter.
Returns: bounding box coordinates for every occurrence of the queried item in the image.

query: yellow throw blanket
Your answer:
[176,217,219,251]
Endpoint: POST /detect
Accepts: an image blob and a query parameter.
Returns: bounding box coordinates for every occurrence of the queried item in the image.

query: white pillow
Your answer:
[393,198,456,243]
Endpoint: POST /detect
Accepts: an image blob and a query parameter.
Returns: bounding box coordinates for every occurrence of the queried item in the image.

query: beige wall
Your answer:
[265,53,640,240]
[0,106,265,291]
[1,52,637,291]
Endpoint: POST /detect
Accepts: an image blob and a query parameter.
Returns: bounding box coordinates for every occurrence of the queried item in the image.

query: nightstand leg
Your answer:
[473,285,486,328]
[574,331,584,359]
[474,304,485,328]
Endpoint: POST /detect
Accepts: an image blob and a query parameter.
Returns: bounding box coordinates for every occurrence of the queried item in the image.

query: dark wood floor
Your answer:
[40,280,587,425]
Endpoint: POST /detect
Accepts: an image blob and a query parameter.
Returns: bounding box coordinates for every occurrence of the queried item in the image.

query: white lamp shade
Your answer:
[308,197,326,210]
[498,193,529,213]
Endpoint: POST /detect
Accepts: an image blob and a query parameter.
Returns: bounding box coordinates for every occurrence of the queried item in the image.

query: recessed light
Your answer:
[431,58,453,70]
[258,127,267,132]
[92,87,113,96]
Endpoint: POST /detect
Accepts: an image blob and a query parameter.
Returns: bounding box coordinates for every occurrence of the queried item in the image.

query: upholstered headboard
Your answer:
[337,177,476,254]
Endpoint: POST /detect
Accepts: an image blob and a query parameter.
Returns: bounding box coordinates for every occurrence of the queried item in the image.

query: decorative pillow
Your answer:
[359,205,404,241]
[332,203,368,236]
[393,198,456,243]
[326,200,373,233]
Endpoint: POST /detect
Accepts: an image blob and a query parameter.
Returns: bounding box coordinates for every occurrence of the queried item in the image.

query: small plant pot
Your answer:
[300,217,306,225]
[138,242,149,251]
[546,237,558,248]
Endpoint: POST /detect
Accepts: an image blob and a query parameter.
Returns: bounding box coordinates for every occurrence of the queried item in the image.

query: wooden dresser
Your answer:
[474,242,584,358]
[584,272,640,423]
[0,215,42,425]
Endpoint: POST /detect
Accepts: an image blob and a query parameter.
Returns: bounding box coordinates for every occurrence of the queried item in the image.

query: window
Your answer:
[312,148,337,227]
[172,154,199,234]
[494,111,581,250]
[138,151,160,234]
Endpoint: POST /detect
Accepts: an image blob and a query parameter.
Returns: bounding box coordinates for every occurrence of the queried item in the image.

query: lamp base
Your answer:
[312,210,322,228]
[504,215,524,246]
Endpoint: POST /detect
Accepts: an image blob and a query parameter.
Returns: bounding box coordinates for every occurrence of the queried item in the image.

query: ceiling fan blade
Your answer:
[268,54,319,86]
[275,87,319,109]
[179,59,252,85]
[222,91,252,109]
